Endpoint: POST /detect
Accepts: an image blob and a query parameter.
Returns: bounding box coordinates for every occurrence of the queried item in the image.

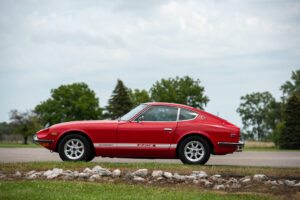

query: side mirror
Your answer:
[137,115,144,123]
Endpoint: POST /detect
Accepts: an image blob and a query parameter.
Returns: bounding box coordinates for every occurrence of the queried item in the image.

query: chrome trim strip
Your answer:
[176,108,181,121]
[218,141,244,146]
[93,143,177,148]
[177,108,199,122]
[94,143,116,147]
[33,134,54,144]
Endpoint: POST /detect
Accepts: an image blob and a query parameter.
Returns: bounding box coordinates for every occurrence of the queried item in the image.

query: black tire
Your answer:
[85,150,95,162]
[178,136,211,165]
[58,134,91,162]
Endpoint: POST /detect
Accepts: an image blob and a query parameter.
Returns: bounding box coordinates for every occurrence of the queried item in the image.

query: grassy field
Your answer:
[244,141,275,148]
[243,141,300,152]
[0,143,41,148]
[0,181,274,200]
[1,161,300,179]
[243,148,300,152]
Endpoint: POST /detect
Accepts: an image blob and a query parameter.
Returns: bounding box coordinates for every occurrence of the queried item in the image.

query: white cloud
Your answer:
[0,0,299,126]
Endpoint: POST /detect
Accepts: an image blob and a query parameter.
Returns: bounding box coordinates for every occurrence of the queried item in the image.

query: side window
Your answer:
[140,106,178,122]
[179,108,198,121]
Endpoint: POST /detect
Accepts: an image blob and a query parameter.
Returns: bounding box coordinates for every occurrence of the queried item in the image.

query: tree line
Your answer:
[237,70,300,148]
[0,76,209,144]
[1,71,299,149]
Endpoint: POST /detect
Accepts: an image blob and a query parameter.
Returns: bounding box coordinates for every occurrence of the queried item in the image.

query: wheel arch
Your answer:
[175,133,215,158]
[55,130,95,154]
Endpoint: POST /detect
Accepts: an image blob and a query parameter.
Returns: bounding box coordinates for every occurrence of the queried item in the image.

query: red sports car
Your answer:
[33,102,243,164]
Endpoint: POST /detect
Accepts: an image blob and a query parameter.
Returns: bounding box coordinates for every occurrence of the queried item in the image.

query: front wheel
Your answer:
[85,151,95,162]
[178,136,211,165]
[58,134,91,161]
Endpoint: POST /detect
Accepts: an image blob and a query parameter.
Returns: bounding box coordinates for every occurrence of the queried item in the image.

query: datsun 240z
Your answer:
[33,102,244,165]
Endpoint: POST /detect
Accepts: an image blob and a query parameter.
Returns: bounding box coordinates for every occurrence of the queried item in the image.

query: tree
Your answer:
[280,70,300,100]
[266,100,284,130]
[271,121,285,147]
[278,93,300,149]
[150,76,209,110]
[271,70,300,146]
[9,110,41,144]
[105,79,133,119]
[128,88,151,107]
[35,83,102,126]
[0,122,13,141]
[237,92,275,141]
[265,99,285,144]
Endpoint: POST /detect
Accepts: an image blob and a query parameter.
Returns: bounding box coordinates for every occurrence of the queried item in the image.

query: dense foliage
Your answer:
[276,70,300,148]
[150,76,209,110]
[280,70,300,100]
[128,89,151,107]
[237,92,275,141]
[0,122,13,141]
[278,94,300,149]
[105,80,133,119]
[237,70,300,148]
[9,110,41,144]
[35,83,102,126]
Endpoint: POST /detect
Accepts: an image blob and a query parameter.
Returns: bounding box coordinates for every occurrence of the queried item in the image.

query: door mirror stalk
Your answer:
[137,115,144,123]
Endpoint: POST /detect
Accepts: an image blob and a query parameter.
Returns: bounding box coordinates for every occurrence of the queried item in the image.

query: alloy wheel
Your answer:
[184,140,205,162]
[64,138,85,160]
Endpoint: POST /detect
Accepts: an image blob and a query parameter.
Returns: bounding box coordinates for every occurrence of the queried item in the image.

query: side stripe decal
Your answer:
[94,143,177,148]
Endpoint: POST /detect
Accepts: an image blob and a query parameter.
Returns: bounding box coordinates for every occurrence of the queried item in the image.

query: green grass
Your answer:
[0,143,41,148]
[1,161,299,179]
[0,181,272,200]
[243,147,300,152]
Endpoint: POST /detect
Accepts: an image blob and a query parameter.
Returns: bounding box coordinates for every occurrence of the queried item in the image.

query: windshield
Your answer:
[120,104,148,121]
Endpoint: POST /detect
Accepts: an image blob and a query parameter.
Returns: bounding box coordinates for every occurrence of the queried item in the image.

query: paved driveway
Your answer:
[0,148,299,168]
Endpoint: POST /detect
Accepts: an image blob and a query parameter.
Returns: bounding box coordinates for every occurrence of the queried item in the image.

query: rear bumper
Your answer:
[33,134,54,144]
[218,141,244,152]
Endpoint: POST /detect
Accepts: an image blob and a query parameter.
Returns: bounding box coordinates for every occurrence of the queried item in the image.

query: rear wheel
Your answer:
[178,136,210,165]
[58,134,91,161]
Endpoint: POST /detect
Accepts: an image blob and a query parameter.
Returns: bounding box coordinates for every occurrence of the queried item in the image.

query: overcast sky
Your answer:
[0,0,299,127]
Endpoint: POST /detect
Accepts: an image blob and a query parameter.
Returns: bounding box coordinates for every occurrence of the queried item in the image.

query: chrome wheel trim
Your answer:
[64,138,85,160]
[184,140,205,162]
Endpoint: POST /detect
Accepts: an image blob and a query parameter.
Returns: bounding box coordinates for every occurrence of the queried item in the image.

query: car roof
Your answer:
[145,102,202,112]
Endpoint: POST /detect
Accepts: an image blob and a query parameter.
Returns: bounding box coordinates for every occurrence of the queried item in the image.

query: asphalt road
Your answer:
[0,148,300,168]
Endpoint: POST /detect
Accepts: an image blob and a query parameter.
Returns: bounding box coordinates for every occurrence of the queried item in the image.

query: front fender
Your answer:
[53,128,94,149]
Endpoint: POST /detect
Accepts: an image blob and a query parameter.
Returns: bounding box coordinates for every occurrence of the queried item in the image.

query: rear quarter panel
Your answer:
[174,112,239,155]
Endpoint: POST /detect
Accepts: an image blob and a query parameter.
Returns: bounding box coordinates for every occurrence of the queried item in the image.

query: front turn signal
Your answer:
[40,142,50,147]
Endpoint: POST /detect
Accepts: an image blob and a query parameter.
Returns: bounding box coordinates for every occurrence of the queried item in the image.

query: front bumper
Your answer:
[218,141,244,152]
[33,134,54,145]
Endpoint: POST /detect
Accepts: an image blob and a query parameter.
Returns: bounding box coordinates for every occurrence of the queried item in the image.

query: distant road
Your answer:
[0,148,300,168]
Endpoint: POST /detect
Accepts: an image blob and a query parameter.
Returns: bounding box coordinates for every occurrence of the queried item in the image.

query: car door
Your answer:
[117,105,178,157]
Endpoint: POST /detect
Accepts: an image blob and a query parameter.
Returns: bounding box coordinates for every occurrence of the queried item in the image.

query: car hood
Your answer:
[50,120,118,128]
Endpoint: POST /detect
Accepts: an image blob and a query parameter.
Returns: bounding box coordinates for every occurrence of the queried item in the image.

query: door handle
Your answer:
[164,128,172,131]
